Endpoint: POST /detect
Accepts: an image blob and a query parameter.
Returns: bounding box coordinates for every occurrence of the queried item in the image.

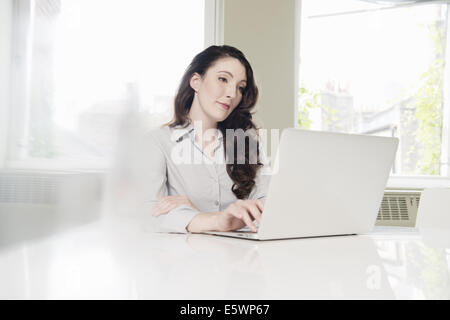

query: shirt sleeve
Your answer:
[137,130,199,234]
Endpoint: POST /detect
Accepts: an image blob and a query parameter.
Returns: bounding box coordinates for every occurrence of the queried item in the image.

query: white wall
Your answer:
[0,0,13,168]
[224,0,299,132]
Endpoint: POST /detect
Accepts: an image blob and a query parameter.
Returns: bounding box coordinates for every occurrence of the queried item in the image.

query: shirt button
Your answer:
[214,200,220,206]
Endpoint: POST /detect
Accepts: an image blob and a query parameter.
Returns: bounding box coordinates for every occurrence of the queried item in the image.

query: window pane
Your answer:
[9,0,204,168]
[298,0,449,176]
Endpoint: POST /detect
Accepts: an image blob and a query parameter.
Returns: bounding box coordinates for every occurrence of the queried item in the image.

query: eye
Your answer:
[219,77,228,83]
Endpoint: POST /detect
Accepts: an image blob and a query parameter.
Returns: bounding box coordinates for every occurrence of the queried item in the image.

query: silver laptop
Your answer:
[202,128,399,241]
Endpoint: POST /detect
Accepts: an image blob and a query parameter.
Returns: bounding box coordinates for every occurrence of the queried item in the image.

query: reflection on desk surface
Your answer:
[185,232,394,299]
[0,217,449,299]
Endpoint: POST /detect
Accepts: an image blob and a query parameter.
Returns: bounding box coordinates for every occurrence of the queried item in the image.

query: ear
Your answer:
[189,72,202,92]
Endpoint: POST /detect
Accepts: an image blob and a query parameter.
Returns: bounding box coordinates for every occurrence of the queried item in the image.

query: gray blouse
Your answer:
[140,122,271,233]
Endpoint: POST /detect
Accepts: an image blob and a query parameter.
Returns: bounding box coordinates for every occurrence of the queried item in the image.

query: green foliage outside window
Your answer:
[411,21,445,175]
[298,86,321,129]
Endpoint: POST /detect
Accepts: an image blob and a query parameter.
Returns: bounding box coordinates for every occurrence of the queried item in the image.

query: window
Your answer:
[298,0,450,187]
[5,0,207,170]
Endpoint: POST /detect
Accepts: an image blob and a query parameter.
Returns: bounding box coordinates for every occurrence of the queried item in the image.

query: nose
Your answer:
[225,84,237,99]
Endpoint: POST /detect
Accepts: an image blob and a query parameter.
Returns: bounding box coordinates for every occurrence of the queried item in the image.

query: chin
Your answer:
[216,114,230,123]
[209,111,229,123]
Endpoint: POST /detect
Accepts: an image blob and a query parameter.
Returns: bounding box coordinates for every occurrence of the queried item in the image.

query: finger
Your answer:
[241,201,262,223]
[152,202,163,216]
[152,209,161,217]
[152,206,166,216]
[156,198,168,208]
[166,203,177,212]
[153,200,175,216]
[163,196,188,207]
[160,200,171,209]
[165,200,179,209]
[161,196,179,203]
[160,196,170,203]
[255,199,264,212]
[238,207,258,232]
[228,205,243,219]
[152,205,164,216]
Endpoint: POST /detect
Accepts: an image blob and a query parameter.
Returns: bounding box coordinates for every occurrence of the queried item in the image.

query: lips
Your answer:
[217,102,230,110]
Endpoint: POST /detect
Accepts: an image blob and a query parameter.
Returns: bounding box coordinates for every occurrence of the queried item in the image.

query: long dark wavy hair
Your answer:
[168,45,262,199]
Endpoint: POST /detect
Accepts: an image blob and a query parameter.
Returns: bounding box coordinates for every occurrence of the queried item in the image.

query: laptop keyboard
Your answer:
[236,221,260,232]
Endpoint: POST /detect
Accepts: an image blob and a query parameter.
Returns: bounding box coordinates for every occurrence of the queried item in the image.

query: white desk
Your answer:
[0,216,449,300]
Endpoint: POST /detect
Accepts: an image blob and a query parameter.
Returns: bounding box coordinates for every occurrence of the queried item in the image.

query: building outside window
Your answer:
[298,0,450,182]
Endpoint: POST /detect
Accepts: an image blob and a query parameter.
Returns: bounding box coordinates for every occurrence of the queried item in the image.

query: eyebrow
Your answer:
[218,70,247,83]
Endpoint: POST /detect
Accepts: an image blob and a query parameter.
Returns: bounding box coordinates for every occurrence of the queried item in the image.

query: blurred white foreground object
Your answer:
[416,188,450,247]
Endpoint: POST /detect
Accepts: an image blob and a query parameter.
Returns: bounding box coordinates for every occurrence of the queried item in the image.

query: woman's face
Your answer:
[190,57,247,123]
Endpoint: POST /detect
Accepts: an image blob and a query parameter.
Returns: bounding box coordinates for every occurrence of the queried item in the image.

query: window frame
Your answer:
[0,0,13,169]
[204,0,224,47]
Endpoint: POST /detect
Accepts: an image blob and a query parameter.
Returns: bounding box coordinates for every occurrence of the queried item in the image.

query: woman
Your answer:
[145,45,270,233]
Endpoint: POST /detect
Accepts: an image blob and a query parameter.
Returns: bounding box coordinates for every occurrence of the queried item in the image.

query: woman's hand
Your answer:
[216,199,264,233]
[152,195,199,216]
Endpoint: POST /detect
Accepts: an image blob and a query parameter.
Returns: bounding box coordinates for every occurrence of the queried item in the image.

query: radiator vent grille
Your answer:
[0,174,61,204]
[376,191,421,227]
[0,171,103,205]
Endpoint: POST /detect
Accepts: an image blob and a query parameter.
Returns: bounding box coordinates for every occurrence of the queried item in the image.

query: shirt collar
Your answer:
[171,122,224,143]
[171,122,195,143]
